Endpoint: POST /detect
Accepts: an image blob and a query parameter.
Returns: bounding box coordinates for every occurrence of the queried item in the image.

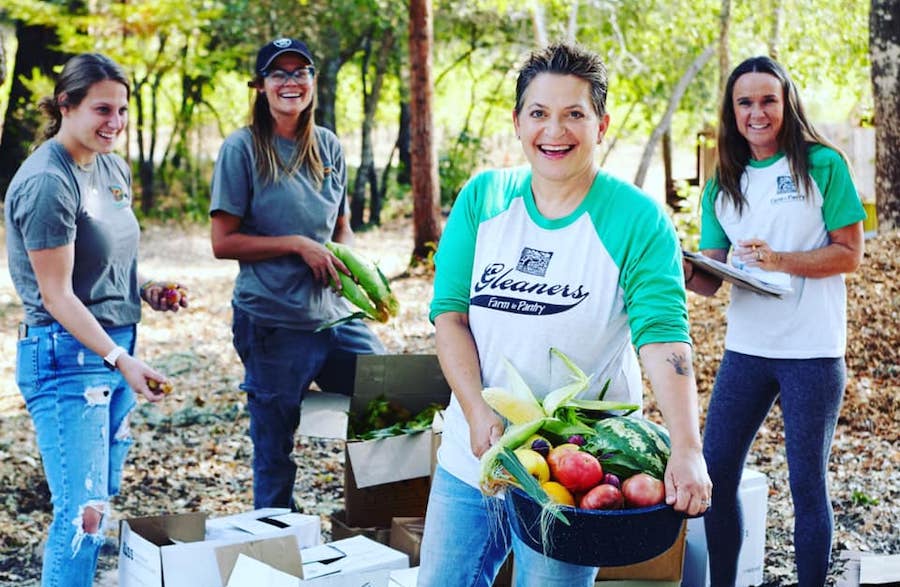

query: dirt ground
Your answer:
[0,219,896,586]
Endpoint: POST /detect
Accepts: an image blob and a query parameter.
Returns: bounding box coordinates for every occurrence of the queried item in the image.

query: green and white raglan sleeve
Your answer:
[593,177,690,349]
[698,177,730,250]
[429,177,482,322]
[808,145,867,231]
[621,199,691,349]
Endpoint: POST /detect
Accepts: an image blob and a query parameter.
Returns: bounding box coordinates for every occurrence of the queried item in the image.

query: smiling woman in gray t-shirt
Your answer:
[3,53,187,587]
[209,37,384,511]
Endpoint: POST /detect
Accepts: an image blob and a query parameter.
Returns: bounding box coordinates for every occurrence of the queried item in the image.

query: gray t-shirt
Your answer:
[209,126,352,329]
[4,139,141,326]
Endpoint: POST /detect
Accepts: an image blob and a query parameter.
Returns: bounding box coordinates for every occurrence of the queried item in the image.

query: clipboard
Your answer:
[683,250,792,297]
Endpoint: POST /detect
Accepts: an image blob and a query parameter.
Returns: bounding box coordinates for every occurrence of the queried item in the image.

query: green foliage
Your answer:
[850,489,880,507]
[439,129,486,206]
[670,180,702,251]
[0,0,873,219]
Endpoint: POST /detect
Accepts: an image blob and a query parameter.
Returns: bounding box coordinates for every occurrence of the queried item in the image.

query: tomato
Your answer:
[621,472,665,508]
[579,483,624,510]
[550,450,604,493]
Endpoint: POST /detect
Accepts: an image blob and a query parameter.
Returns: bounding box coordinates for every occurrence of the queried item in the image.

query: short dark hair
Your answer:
[37,53,130,141]
[515,43,608,117]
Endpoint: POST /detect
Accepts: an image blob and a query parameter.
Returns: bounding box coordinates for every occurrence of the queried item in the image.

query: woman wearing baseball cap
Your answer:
[210,38,384,510]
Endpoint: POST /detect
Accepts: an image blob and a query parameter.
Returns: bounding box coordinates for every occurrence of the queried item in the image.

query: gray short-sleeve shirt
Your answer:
[4,139,141,326]
[209,126,351,329]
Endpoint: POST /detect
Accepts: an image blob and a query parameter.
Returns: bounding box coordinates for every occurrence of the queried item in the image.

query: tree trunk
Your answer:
[768,0,784,60]
[718,0,731,94]
[316,57,341,133]
[634,45,715,190]
[0,23,70,198]
[351,30,394,229]
[408,0,442,262]
[397,101,411,185]
[870,0,900,230]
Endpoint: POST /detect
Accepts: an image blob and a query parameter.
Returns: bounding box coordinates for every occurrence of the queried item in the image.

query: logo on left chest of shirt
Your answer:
[516,247,553,277]
[771,175,805,204]
[109,184,130,207]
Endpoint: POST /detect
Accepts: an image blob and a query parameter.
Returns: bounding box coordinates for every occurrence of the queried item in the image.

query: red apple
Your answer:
[546,443,580,472]
[579,483,624,510]
[550,450,604,493]
[621,472,666,508]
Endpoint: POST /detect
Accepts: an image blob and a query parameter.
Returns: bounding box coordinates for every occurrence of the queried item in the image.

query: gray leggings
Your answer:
[702,350,845,587]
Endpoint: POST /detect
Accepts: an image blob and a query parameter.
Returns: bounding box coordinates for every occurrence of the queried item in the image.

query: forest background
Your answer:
[0,0,897,585]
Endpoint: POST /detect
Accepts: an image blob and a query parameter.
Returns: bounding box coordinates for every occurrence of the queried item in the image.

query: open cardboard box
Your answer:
[118,509,321,587]
[330,510,392,545]
[594,522,686,585]
[299,354,451,527]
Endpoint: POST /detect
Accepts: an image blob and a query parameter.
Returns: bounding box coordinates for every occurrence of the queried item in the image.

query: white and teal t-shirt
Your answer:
[431,166,690,489]
[699,144,866,359]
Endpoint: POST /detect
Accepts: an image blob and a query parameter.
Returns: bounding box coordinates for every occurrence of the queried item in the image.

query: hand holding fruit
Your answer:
[140,280,189,312]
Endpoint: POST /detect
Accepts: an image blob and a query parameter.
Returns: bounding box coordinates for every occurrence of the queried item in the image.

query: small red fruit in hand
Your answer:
[621,472,666,508]
[160,283,185,306]
[579,483,624,510]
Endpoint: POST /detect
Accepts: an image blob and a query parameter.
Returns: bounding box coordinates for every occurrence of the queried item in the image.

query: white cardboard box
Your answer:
[225,534,409,587]
[682,468,767,587]
[300,534,409,581]
[118,508,321,587]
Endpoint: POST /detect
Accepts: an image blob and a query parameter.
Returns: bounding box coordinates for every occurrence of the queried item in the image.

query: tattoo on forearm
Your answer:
[666,352,691,376]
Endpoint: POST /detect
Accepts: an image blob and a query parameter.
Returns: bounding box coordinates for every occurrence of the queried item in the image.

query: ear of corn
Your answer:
[541,347,592,416]
[482,387,546,424]
[479,418,547,495]
[326,241,399,319]
[330,272,385,322]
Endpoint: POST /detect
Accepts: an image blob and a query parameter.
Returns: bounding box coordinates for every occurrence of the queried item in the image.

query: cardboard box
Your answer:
[330,510,392,545]
[343,461,431,527]
[389,567,419,587]
[299,354,451,488]
[299,535,409,584]
[389,517,425,567]
[118,509,321,587]
[300,355,450,527]
[223,534,408,587]
[595,523,685,585]
[682,468,767,587]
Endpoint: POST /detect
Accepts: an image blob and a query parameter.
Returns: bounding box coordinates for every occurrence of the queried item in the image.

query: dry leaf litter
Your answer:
[0,221,896,586]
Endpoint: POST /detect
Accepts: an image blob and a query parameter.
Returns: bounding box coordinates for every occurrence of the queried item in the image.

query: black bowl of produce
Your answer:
[504,486,696,567]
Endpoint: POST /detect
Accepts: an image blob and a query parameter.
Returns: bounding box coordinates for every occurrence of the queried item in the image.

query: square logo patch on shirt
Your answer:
[517,247,553,277]
[776,175,796,195]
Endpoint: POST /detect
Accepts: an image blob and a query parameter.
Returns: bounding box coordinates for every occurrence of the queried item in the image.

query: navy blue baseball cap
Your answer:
[255,38,314,75]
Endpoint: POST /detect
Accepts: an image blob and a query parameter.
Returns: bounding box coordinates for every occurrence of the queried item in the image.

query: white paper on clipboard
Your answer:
[683,250,792,297]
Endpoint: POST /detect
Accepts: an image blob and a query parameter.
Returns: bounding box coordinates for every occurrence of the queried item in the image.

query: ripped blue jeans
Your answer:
[16,322,137,587]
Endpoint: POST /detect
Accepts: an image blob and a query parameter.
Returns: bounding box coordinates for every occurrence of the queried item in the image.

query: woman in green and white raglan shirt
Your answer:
[418,43,711,587]
[685,57,866,586]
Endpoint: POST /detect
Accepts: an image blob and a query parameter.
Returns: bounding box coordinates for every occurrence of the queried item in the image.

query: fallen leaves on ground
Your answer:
[0,221,896,586]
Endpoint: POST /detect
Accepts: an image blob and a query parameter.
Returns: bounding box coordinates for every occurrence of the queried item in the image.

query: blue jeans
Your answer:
[703,351,845,587]
[231,305,385,509]
[419,466,598,587]
[16,322,137,587]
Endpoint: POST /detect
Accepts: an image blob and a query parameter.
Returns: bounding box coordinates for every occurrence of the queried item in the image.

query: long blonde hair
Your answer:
[248,79,324,187]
